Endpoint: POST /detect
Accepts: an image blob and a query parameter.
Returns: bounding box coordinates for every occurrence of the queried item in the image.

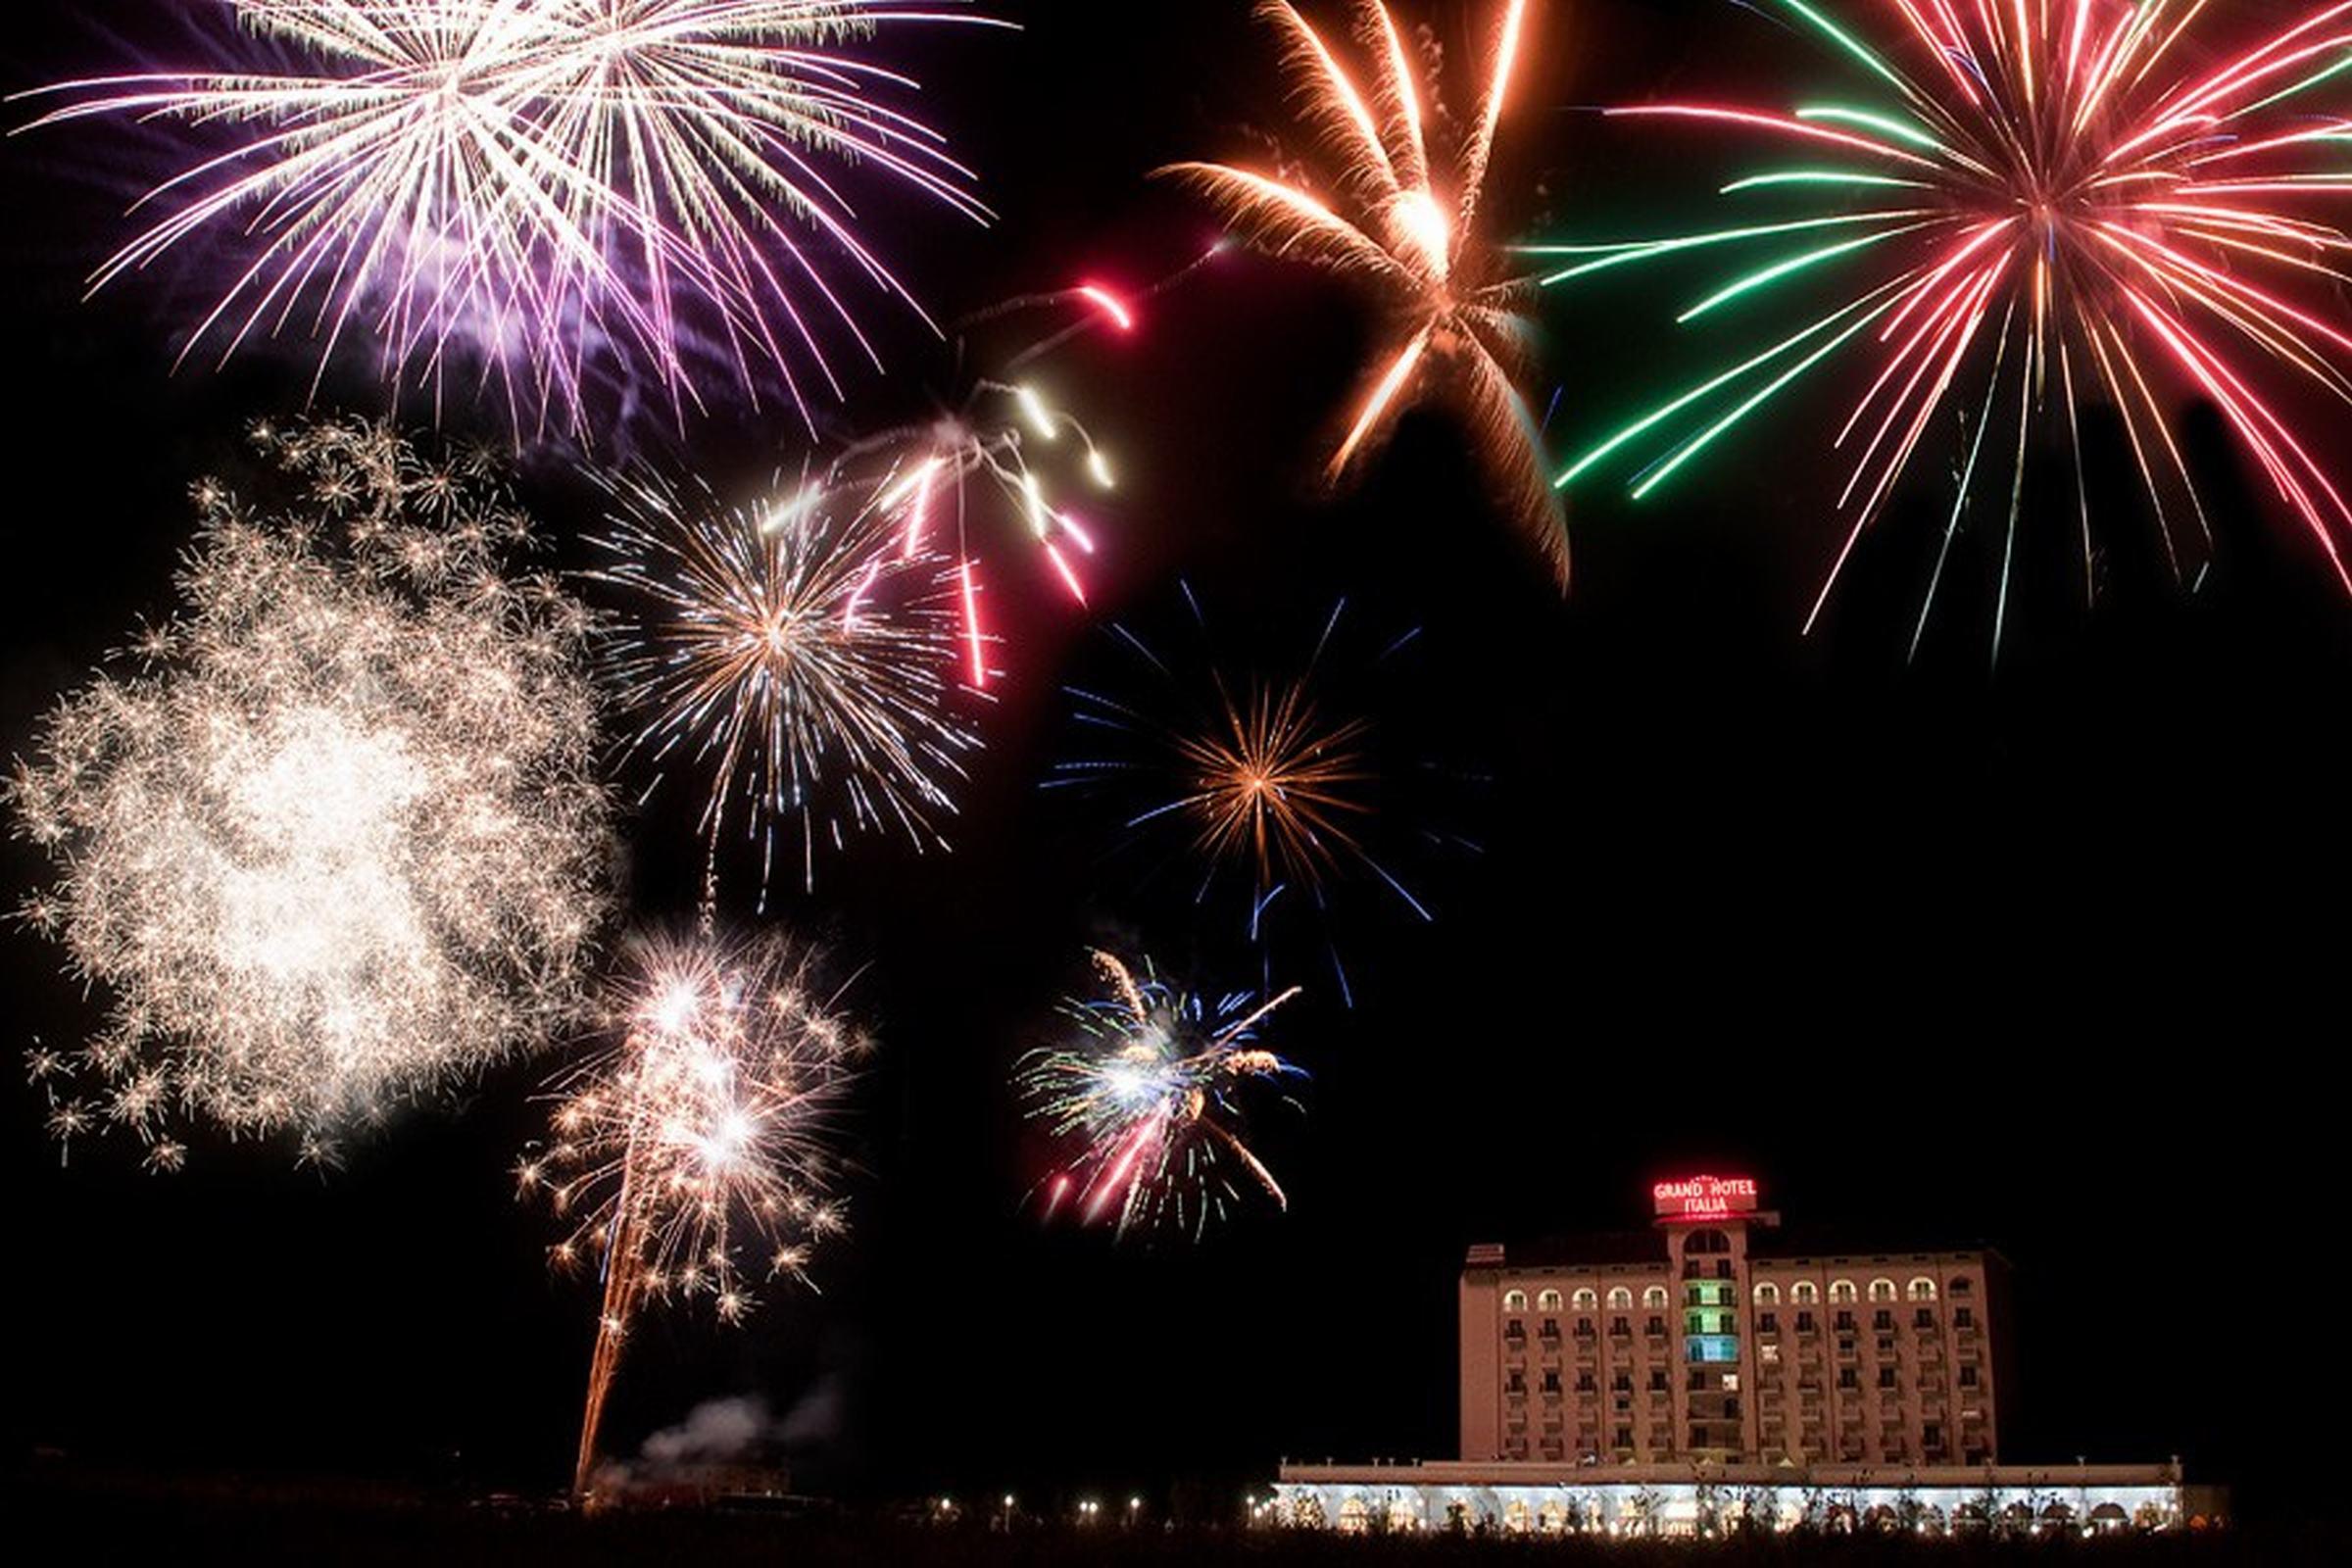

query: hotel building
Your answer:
[1272,1177,2216,1536]
[1460,1175,2010,1467]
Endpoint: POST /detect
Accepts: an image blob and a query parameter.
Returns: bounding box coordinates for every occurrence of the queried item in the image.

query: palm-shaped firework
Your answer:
[24,1,1000,435]
[1163,0,1563,574]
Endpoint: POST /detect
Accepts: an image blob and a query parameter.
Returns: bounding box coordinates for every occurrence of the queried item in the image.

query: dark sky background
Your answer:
[2,0,2341,1526]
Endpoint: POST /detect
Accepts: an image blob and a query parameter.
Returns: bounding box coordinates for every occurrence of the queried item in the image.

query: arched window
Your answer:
[1791,1280,1819,1304]
[1753,1281,1781,1305]
[1538,1288,1563,1311]
[1571,1288,1597,1309]
[1338,1497,1370,1535]
[1607,1287,1633,1309]
[1829,1279,1857,1303]
[1502,1500,1532,1535]
[1907,1277,1938,1301]
[1642,1285,1668,1308]
[1949,1275,1975,1296]
[1868,1278,1897,1302]
[1684,1228,1731,1255]
[1503,1289,1528,1312]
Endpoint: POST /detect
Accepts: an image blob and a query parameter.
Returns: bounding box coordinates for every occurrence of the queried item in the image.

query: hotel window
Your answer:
[1829,1279,1857,1303]
[1758,1311,1778,1333]
[1878,1366,1897,1389]
[1869,1278,1897,1302]
[1753,1281,1780,1305]
[1914,1307,1935,1329]
[1542,1370,1561,1393]
[1538,1289,1562,1311]
[1760,1343,1781,1366]
[1505,1321,1525,1340]
[1958,1365,1979,1388]
[1835,1310,1855,1332]
[1503,1290,1528,1311]
[1607,1287,1633,1310]
[1576,1371,1595,1392]
[1646,1316,1665,1337]
[1950,1276,1974,1296]
[1686,1228,1730,1254]
[1507,1371,1525,1393]
[1615,1427,1633,1449]
[1571,1288,1596,1309]
[1908,1277,1937,1301]
[1954,1306,1976,1329]
[1923,1423,1943,1449]
[1610,1316,1630,1337]
[1541,1319,1560,1340]
[1651,1370,1669,1392]
[1795,1310,1816,1332]
[1791,1281,1819,1304]
[1643,1286,1669,1308]
[1873,1308,1893,1331]
[1612,1372,1632,1392]
[1574,1318,1594,1339]
[1838,1368,1859,1390]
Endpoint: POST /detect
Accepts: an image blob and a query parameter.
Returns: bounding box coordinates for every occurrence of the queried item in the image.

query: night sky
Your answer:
[1,0,2339,1526]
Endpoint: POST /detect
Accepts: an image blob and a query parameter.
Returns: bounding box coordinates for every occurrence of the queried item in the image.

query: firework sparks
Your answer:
[1018,949,1304,1242]
[590,468,979,899]
[20,2,1001,436]
[6,417,610,1160]
[1051,592,1440,1000]
[518,927,860,1495]
[1162,0,1564,575]
[1533,0,2352,652]
[824,265,1206,685]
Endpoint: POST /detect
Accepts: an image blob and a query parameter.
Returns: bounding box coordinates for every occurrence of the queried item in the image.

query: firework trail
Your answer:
[1018,949,1304,1242]
[822,258,1214,685]
[18,2,1002,437]
[517,927,860,1495]
[7,418,611,1166]
[1162,0,1564,575]
[589,467,979,901]
[1051,588,1445,1003]
[1532,0,2352,654]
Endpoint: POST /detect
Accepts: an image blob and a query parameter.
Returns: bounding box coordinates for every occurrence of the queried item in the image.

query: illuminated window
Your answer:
[1754,1281,1781,1305]
[1642,1286,1668,1308]
[1908,1277,1937,1301]
[1829,1280,1857,1303]
[1686,1335,1739,1363]
[1607,1287,1633,1310]
[1503,1289,1528,1311]
[1571,1288,1596,1309]
[1538,1288,1562,1311]
[1791,1281,1820,1304]
[1869,1278,1897,1302]
[1761,1343,1781,1366]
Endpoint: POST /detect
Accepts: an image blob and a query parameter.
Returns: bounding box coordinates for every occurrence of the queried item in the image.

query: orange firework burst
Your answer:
[1162,0,1564,575]
[1173,677,1373,897]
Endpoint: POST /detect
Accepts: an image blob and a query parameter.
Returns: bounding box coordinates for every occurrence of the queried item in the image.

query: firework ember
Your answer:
[7,417,610,1163]
[1534,0,2352,652]
[519,927,861,1495]
[1019,949,1305,1243]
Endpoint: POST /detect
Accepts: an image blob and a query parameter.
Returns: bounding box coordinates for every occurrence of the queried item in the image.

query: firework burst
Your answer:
[21,1,1000,436]
[1533,0,2352,652]
[1019,949,1304,1242]
[518,927,860,1494]
[1052,591,1443,1001]
[7,417,611,1162]
[590,468,978,899]
[1162,0,1564,574]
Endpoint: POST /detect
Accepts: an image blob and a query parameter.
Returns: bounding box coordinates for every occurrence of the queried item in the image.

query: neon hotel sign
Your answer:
[1652,1174,1759,1221]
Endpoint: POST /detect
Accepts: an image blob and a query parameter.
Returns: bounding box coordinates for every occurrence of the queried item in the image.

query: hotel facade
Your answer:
[1272,1177,2216,1536]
